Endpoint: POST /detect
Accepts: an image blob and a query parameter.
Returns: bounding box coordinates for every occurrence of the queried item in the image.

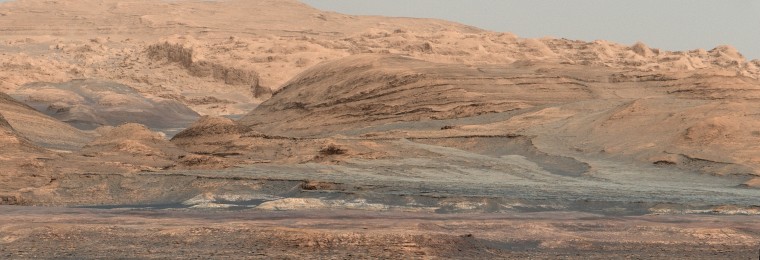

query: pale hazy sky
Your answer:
[302,0,760,60]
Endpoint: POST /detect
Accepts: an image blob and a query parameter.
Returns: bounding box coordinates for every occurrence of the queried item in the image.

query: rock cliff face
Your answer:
[147,42,261,90]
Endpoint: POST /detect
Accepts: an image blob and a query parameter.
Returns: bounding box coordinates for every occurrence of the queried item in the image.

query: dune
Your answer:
[0,91,93,150]
[13,79,199,132]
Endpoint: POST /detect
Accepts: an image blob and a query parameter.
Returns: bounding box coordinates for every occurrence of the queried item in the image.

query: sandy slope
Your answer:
[0,111,33,150]
[13,79,199,131]
[0,91,92,150]
[238,53,760,178]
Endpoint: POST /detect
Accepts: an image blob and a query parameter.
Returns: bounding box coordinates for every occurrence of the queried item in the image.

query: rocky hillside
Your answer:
[241,53,760,178]
[1,0,756,119]
[1,0,759,204]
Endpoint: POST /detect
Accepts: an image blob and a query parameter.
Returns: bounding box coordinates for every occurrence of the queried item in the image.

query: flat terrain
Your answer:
[2,207,759,259]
